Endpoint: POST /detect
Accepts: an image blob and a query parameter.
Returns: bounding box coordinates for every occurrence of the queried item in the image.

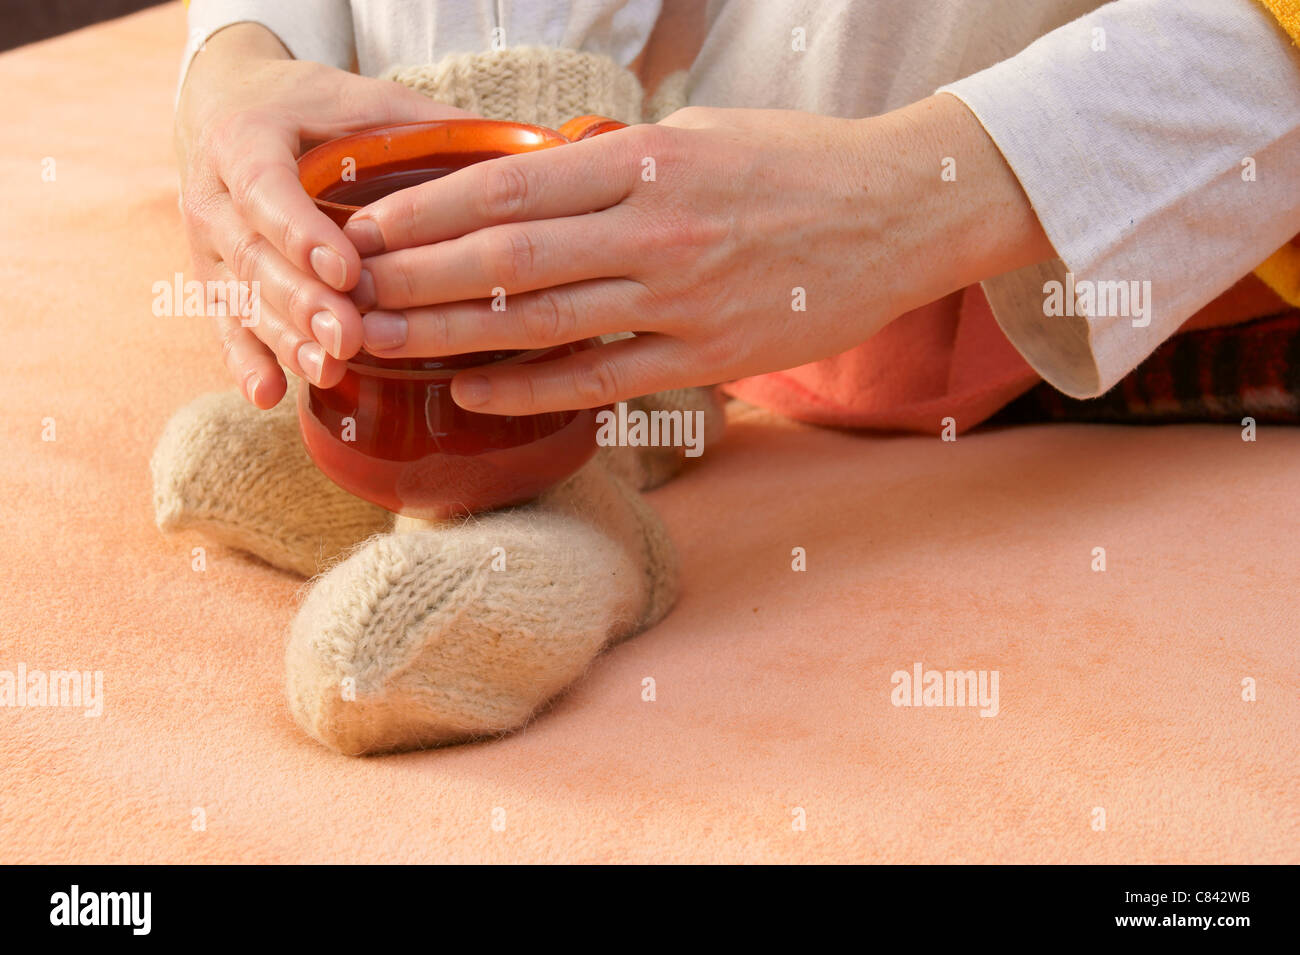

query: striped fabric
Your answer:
[993,309,1300,424]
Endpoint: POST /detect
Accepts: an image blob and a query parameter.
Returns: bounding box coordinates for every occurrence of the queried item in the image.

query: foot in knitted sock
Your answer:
[151,384,392,576]
[285,457,678,755]
[595,386,728,491]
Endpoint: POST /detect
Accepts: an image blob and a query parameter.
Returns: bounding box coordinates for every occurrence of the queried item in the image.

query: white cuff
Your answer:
[179,0,355,100]
[938,0,1300,397]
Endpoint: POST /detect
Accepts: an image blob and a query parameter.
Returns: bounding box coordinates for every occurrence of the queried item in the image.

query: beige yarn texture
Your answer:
[595,386,728,492]
[287,458,679,755]
[151,381,393,577]
[382,46,688,127]
[153,45,714,754]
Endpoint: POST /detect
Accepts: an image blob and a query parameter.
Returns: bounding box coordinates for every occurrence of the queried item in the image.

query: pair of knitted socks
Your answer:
[154,46,709,754]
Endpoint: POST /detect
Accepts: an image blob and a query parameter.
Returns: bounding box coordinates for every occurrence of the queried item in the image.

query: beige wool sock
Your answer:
[595,386,729,492]
[382,48,691,127]
[151,382,392,576]
[150,45,720,755]
[151,379,724,574]
[286,457,678,755]
[383,46,648,126]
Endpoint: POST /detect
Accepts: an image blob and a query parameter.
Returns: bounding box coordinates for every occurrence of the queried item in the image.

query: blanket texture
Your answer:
[0,4,1295,863]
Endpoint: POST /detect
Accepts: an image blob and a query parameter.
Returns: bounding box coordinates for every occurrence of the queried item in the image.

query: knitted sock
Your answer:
[384,46,644,126]
[150,378,724,570]
[595,386,729,491]
[383,47,690,126]
[151,382,392,576]
[151,46,714,755]
[285,456,677,755]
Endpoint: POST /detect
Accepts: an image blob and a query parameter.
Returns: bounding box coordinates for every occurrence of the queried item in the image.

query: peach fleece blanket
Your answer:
[0,4,1295,864]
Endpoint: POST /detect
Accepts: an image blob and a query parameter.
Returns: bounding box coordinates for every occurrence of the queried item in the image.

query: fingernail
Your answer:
[310,245,348,290]
[310,310,344,358]
[363,310,408,351]
[454,374,491,408]
[298,341,325,384]
[344,217,385,256]
[244,371,262,405]
[350,269,376,310]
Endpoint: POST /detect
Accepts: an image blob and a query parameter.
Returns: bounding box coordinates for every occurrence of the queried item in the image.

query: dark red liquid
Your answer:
[317,152,509,206]
[299,343,604,519]
[303,148,603,517]
[318,167,453,205]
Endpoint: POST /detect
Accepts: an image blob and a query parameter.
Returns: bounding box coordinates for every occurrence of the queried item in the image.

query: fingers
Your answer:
[360,279,654,356]
[182,68,488,409]
[214,310,285,409]
[204,195,364,362]
[449,334,691,415]
[341,130,637,255]
[208,69,477,294]
[205,259,285,408]
[353,209,642,310]
[204,257,347,397]
[218,125,361,292]
[296,73,475,143]
[248,299,348,389]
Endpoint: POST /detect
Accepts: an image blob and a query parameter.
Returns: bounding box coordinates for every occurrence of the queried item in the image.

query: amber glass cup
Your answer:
[296,116,623,519]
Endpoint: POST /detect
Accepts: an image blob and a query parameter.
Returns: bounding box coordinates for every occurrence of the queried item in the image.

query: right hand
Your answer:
[176,23,470,407]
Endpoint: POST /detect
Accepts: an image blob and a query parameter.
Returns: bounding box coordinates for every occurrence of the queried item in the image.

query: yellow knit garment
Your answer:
[1254,1,1300,304]
[1258,0,1300,44]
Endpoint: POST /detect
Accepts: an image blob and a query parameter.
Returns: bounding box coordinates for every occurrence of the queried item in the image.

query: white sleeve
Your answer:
[937,0,1300,398]
[180,0,355,94]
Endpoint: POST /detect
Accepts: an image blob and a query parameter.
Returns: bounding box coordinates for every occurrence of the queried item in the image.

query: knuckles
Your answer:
[647,205,730,266]
[621,122,677,166]
[228,231,265,281]
[383,190,420,243]
[418,309,451,354]
[217,325,244,368]
[476,162,532,221]
[283,278,317,327]
[179,186,218,232]
[519,293,573,347]
[276,211,313,263]
[490,229,539,289]
[694,329,738,373]
[227,161,279,210]
[573,358,621,406]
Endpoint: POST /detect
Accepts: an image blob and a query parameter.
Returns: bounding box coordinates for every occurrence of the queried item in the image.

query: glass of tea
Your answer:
[296,117,623,519]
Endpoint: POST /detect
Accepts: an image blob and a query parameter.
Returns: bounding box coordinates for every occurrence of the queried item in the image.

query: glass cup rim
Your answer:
[299,118,569,217]
[341,346,556,380]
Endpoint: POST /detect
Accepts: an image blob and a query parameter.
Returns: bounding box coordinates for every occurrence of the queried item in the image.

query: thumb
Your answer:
[367,77,480,124]
[300,73,478,141]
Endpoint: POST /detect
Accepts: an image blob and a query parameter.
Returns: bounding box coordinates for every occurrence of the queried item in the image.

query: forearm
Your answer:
[850,92,1055,318]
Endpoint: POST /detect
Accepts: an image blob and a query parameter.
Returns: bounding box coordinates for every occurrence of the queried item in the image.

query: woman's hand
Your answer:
[176,23,469,407]
[343,94,1054,415]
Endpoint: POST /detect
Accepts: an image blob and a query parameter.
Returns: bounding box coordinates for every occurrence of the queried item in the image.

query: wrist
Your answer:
[176,23,291,158]
[852,93,1054,314]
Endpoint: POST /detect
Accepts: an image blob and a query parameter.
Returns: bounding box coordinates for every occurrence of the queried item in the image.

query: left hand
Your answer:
[343,98,1053,414]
